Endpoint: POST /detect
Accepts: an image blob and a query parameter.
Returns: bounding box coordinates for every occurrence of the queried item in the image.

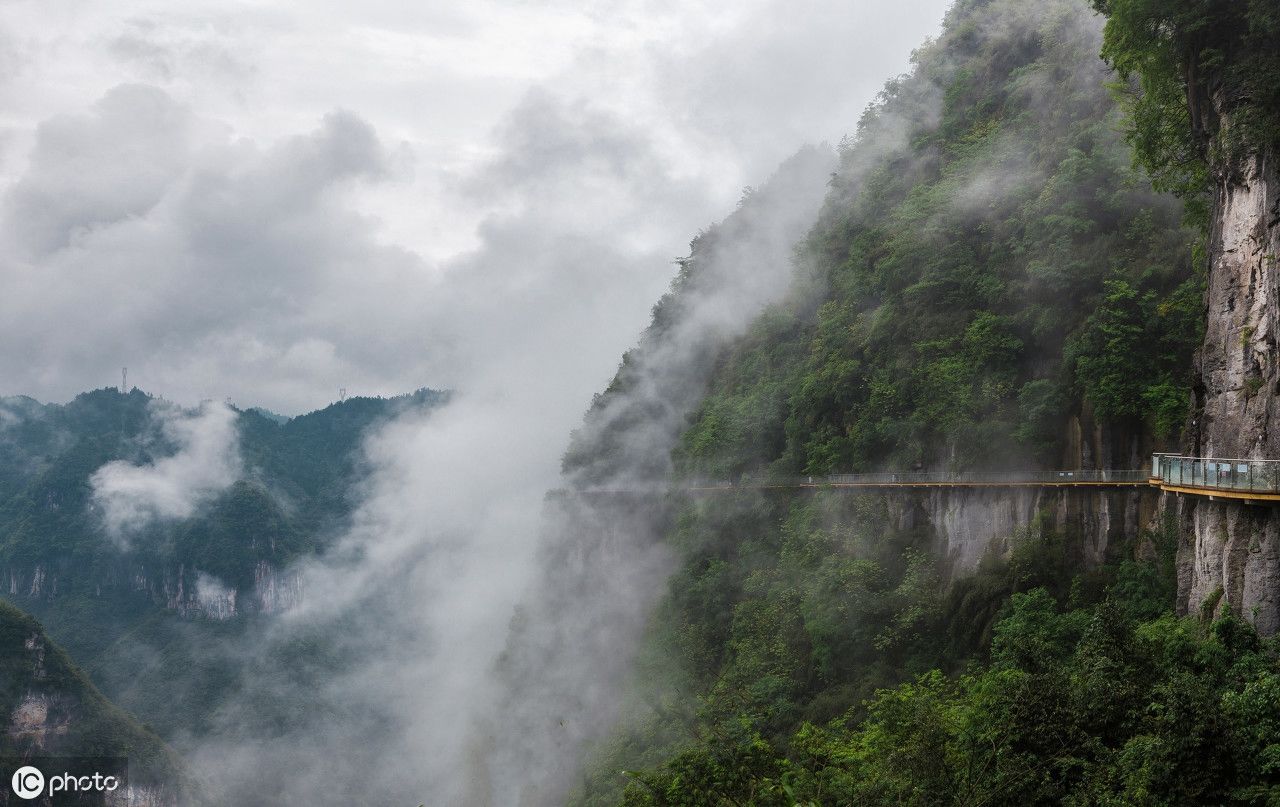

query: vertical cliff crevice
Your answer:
[1193,151,1280,459]
[1094,0,1280,632]
[1181,143,1280,629]
[917,486,1158,577]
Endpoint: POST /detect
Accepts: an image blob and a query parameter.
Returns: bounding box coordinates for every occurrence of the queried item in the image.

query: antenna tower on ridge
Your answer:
[121,367,128,393]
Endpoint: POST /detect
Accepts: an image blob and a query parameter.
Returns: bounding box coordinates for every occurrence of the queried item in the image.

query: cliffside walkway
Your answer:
[684,469,1150,490]
[1150,453,1280,504]
[560,456,1280,505]
[560,469,1149,497]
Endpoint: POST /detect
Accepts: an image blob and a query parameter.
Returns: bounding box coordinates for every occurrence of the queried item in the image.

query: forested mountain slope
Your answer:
[0,600,195,804]
[674,0,1198,481]
[0,386,445,738]
[556,0,1280,803]
[1090,0,1280,632]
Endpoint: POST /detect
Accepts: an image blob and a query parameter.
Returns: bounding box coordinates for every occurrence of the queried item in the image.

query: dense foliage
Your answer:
[1092,0,1280,199]
[0,600,195,798]
[672,0,1199,480]
[0,386,445,738]
[560,0,1265,803]
[570,488,1203,805]
[619,588,1280,805]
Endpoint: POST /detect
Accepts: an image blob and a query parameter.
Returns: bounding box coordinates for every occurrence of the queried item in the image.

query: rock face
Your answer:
[906,413,1161,575]
[2,560,302,620]
[1178,498,1280,634]
[872,486,1159,576]
[1,602,188,805]
[1192,152,1280,459]
[923,487,1158,574]
[7,691,73,748]
[1181,147,1280,632]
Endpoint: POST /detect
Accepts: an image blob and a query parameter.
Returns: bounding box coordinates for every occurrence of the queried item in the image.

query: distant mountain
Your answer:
[0,385,446,739]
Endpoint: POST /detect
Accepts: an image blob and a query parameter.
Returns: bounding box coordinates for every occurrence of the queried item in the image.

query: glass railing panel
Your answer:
[1150,454,1280,493]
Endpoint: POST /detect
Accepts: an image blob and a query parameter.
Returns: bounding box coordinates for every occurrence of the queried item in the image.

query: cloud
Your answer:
[5,84,208,257]
[0,82,713,415]
[182,142,839,806]
[106,17,256,86]
[0,0,951,414]
[90,400,241,541]
[0,84,434,413]
[179,89,729,801]
[0,0,958,803]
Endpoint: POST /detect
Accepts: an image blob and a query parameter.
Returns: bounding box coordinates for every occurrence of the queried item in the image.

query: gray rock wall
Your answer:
[927,486,1157,574]
[2,560,301,619]
[885,485,1159,576]
[1183,147,1280,633]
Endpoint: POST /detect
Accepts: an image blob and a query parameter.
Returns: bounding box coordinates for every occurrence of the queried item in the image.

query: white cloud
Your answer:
[1,0,958,801]
[0,0,949,412]
[90,400,240,541]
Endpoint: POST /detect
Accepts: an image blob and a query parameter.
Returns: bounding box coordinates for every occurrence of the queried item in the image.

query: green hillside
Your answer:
[0,386,445,739]
[0,599,195,801]
[674,0,1200,482]
[563,0,1280,803]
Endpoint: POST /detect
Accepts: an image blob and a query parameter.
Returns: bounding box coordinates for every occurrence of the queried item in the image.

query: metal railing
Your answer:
[813,469,1147,485]
[561,469,1153,496]
[562,460,1280,497]
[678,469,1149,489]
[1151,454,1280,494]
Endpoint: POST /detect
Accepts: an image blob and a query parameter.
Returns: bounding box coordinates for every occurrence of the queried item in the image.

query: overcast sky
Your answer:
[0,0,951,414]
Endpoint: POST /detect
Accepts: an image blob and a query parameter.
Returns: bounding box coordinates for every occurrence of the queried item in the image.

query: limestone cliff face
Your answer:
[1,602,187,805]
[1192,151,1280,459]
[881,486,1158,577]
[928,487,1157,574]
[1177,498,1280,633]
[1182,146,1280,631]
[914,411,1161,575]
[3,560,302,620]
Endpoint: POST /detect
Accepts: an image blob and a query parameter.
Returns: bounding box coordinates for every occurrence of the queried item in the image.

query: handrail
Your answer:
[794,469,1148,485]
[556,459,1280,501]
[1160,454,1280,464]
[565,469,1151,494]
[1151,454,1280,494]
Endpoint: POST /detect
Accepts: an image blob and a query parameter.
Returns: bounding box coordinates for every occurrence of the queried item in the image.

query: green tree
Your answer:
[1092,0,1280,202]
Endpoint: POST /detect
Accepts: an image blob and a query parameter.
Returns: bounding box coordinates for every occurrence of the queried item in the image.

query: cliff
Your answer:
[0,600,191,805]
[502,2,1213,803]
[0,386,443,743]
[1105,1,1280,632]
[1179,153,1280,631]
[917,485,1157,574]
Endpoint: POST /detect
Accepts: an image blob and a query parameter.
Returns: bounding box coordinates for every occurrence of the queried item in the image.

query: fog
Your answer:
[90,400,241,544]
[184,143,838,807]
[0,0,951,414]
[0,0,960,803]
